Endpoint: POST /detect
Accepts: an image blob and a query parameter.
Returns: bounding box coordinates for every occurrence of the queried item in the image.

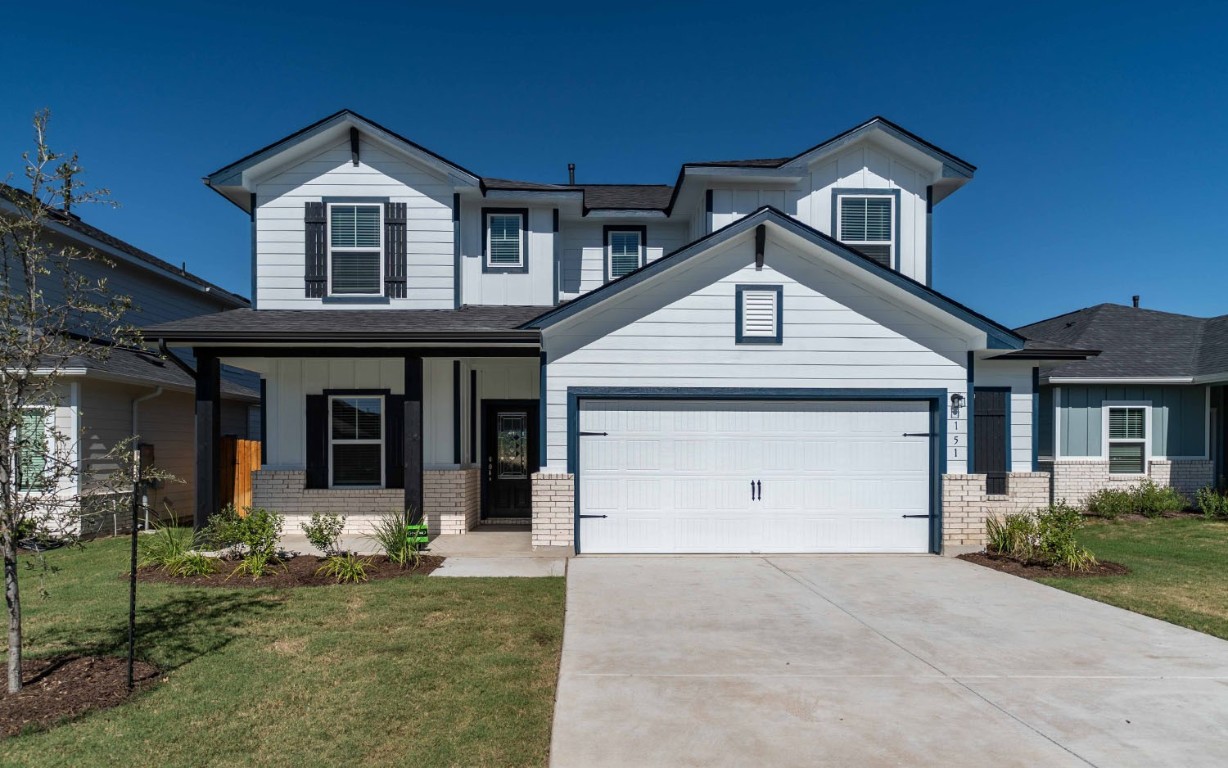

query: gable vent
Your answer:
[737,285,783,344]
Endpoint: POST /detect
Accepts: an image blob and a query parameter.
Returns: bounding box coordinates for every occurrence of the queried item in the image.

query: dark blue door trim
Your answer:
[567,386,947,555]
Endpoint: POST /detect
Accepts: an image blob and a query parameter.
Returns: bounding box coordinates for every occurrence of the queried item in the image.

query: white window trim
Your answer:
[1102,400,1151,476]
[486,212,525,269]
[327,395,385,489]
[836,194,895,260]
[326,202,384,297]
[606,230,643,279]
[14,406,55,494]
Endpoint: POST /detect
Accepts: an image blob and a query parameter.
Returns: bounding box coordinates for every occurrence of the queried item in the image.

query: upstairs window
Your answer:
[484,209,527,272]
[605,227,645,280]
[735,285,783,344]
[837,194,895,268]
[330,395,383,487]
[1106,405,1147,474]
[328,203,382,295]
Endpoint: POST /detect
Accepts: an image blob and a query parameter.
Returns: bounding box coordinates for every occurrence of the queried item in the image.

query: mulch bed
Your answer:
[959,551,1130,580]
[136,553,444,587]
[0,655,160,739]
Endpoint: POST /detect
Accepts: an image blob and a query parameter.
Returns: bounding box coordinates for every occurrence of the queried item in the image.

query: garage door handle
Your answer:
[579,514,608,519]
[902,514,933,518]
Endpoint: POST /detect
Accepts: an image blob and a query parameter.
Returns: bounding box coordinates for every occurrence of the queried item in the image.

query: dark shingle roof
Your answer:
[683,158,792,168]
[61,345,258,399]
[1017,303,1228,379]
[480,179,673,210]
[146,306,549,343]
[0,184,248,308]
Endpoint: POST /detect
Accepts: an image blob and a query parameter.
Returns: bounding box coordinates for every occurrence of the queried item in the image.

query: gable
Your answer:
[529,208,1023,352]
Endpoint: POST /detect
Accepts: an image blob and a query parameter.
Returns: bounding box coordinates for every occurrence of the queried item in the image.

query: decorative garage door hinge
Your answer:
[579,431,608,436]
[579,514,608,519]
[901,514,933,518]
[902,432,938,437]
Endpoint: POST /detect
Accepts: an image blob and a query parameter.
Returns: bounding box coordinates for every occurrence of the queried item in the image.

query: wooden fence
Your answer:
[220,437,261,512]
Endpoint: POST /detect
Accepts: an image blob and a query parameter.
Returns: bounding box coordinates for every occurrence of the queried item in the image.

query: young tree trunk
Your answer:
[4,532,20,693]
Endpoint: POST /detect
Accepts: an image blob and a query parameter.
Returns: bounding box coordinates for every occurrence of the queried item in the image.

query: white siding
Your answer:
[240,358,406,468]
[704,140,932,284]
[975,360,1038,473]
[557,220,689,300]
[459,205,555,306]
[254,136,455,309]
[543,236,970,471]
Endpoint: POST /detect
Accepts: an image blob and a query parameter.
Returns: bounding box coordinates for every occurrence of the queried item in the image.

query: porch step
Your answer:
[481,517,530,526]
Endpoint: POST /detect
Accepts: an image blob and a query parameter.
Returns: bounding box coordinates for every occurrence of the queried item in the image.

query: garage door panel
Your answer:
[579,399,932,554]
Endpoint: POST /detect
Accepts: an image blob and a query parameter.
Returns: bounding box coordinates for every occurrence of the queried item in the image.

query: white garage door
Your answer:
[578,399,932,554]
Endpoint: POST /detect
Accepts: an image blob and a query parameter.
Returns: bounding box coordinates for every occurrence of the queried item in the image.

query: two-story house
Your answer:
[148,110,1094,555]
[1,184,259,534]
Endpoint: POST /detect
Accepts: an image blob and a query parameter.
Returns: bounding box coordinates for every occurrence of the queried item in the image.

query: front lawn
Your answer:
[2,538,565,767]
[1039,517,1228,640]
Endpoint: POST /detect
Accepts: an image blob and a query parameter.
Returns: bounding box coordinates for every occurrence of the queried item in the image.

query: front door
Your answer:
[482,400,539,519]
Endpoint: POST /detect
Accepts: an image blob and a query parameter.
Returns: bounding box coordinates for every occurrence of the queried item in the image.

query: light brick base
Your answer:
[941,472,1051,554]
[531,472,574,549]
[1051,459,1213,507]
[252,468,480,537]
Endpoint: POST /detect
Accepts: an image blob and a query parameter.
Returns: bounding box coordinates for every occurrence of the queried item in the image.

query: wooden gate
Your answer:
[221,437,262,511]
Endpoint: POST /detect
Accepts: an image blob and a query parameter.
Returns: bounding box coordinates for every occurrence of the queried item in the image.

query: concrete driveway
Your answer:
[551,556,1228,767]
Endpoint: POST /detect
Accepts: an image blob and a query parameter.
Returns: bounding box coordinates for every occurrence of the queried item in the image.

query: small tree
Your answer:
[1,110,138,693]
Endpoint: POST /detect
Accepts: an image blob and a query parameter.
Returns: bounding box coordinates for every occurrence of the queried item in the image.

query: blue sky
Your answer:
[3,1,1225,327]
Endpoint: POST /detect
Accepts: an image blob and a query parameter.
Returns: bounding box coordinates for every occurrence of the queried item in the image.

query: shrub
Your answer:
[138,522,196,569]
[230,553,277,579]
[1085,487,1135,519]
[163,551,216,577]
[1136,480,1187,518]
[984,504,1096,571]
[206,506,283,559]
[367,508,422,568]
[316,553,372,584]
[1195,486,1228,520]
[301,512,346,555]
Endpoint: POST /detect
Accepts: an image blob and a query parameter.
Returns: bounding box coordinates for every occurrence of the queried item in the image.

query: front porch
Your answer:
[188,343,576,551]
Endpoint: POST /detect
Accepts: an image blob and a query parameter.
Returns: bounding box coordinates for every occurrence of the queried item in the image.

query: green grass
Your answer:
[1039,516,1228,640]
[3,538,565,767]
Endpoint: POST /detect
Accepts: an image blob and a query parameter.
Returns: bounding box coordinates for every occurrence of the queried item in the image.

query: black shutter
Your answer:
[304,202,327,297]
[384,202,407,298]
[385,394,406,489]
[305,394,328,488]
[974,389,1009,495]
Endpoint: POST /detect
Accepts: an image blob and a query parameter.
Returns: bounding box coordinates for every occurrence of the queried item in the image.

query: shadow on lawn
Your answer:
[33,588,285,673]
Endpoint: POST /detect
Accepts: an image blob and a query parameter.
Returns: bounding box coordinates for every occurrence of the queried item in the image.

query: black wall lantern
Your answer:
[950,393,965,418]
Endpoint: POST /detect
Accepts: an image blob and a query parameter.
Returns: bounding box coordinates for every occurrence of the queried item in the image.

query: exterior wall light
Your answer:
[950,393,965,418]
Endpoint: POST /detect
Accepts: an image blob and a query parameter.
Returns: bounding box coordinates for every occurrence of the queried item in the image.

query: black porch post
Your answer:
[194,350,222,529]
[404,355,424,524]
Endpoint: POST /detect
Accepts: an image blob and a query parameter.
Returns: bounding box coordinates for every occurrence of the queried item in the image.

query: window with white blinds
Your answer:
[487,213,524,267]
[16,408,50,491]
[736,286,782,343]
[837,195,894,268]
[328,203,382,295]
[607,230,642,279]
[330,396,383,487]
[1107,405,1147,474]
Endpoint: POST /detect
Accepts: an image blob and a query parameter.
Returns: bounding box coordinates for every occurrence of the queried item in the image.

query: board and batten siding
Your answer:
[542,235,971,471]
[973,360,1037,473]
[1056,384,1209,459]
[558,221,689,300]
[706,142,931,284]
[253,136,455,309]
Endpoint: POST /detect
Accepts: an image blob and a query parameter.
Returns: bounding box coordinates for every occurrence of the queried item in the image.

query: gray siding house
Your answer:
[1021,303,1227,504]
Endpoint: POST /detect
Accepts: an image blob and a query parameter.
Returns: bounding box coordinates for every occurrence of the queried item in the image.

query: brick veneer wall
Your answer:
[1051,459,1213,506]
[252,468,480,537]
[531,472,574,549]
[941,472,1051,554]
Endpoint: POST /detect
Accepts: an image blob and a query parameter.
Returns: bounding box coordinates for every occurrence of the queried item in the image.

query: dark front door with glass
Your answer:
[481,400,539,519]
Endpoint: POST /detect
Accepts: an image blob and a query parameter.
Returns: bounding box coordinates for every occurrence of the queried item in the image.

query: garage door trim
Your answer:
[567,387,948,554]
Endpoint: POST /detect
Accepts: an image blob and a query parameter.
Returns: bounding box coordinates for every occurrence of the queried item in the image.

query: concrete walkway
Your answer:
[552,555,1228,767]
[428,530,569,577]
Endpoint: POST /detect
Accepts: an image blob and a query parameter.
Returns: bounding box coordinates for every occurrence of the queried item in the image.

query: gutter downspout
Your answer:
[132,387,164,531]
[158,339,197,380]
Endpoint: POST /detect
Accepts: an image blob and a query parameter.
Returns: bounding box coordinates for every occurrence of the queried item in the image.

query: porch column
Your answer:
[404,355,424,524]
[194,350,222,529]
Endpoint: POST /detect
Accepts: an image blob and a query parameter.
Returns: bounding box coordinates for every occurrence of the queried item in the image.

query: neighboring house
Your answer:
[1019,303,1226,505]
[1,185,259,533]
[147,109,1092,555]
